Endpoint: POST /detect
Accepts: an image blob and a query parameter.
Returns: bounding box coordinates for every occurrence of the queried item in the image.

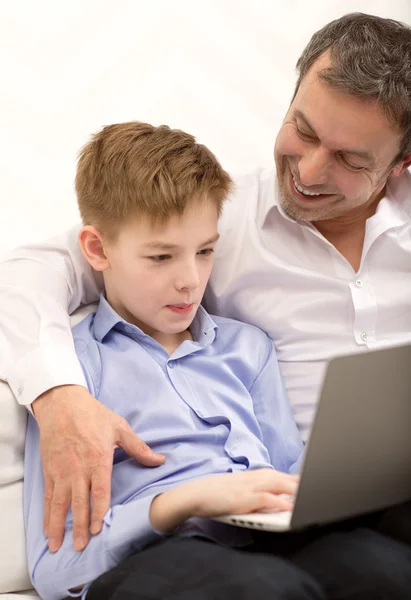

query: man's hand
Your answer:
[150,469,299,533]
[32,384,165,553]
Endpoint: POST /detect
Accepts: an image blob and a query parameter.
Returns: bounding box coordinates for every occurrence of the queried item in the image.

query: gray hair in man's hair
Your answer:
[293,13,411,165]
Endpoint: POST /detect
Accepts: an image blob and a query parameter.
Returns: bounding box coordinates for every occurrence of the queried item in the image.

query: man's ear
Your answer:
[391,153,411,177]
[78,226,110,272]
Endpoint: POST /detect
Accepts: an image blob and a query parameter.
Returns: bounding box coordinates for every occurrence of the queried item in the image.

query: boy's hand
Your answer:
[32,384,165,553]
[150,469,299,533]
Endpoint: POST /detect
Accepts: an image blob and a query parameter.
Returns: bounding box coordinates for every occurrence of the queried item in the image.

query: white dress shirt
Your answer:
[1,167,411,439]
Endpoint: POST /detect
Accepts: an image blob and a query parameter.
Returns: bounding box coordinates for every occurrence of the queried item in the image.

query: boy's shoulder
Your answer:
[211,313,271,350]
[71,311,96,355]
[71,312,102,396]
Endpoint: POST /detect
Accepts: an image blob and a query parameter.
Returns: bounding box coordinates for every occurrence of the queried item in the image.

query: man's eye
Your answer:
[296,125,315,141]
[340,156,364,171]
[149,255,170,262]
[197,248,214,256]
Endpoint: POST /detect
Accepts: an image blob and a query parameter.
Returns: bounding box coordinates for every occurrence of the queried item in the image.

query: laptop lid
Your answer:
[291,343,411,530]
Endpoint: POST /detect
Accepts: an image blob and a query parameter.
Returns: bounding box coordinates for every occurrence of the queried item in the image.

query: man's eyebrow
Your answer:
[294,109,376,163]
[142,233,220,251]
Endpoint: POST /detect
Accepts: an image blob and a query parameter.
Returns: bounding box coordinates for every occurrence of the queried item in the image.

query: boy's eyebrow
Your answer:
[294,109,376,163]
[142,233,220,251]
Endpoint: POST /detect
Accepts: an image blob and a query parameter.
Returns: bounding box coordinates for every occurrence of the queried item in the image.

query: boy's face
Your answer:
[101,199,219,337]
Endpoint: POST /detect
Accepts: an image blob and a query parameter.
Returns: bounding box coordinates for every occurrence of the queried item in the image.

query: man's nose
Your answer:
[298,146,330,188]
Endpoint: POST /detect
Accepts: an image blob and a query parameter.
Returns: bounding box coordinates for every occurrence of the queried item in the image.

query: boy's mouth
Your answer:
[167,304,194,316]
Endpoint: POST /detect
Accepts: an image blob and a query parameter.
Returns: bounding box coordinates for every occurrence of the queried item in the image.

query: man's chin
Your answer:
[280,197,331,222]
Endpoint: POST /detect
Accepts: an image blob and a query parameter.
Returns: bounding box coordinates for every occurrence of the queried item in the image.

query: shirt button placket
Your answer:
[350,276,375,346]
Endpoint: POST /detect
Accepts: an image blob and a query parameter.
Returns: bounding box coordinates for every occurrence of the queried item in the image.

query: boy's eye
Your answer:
[197,248,214,256]
[149,254,171,262]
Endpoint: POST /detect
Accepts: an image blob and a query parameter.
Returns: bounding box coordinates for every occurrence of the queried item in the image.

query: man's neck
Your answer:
[312,191,384,272]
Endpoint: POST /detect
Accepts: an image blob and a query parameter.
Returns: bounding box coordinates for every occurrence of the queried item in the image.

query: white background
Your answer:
[1,0,410,251]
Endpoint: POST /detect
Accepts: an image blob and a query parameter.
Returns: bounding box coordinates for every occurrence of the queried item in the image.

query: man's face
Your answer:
[274,53,404,223]
[102,200,219,337]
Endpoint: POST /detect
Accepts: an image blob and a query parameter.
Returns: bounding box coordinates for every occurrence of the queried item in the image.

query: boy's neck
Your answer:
[154,329,194,355]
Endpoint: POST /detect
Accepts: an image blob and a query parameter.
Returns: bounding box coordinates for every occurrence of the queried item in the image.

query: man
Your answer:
[1,12,411,557]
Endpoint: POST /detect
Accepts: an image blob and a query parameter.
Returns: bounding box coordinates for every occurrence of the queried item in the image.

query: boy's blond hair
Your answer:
[76,121,233,240]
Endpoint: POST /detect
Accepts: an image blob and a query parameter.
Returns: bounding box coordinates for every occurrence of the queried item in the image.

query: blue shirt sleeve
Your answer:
[24,365,163,600]
[249,334,304,474]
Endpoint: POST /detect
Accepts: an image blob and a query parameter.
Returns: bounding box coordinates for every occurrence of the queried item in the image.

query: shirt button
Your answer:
[168,361,175,369]
[17,386,23,396]
[360,332,368,342]
[355,279,363,288]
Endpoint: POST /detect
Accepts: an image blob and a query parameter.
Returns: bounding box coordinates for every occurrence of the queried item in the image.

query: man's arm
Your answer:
[0,226,99,405]
[0,226,164,552]
[248,333,304,474]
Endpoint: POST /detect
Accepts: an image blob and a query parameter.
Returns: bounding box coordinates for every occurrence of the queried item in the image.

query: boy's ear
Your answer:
[391,152,411,177]
[78,226,110,272]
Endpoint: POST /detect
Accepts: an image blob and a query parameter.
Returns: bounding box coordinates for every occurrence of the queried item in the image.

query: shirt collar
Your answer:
[189,305,218,345]
[93,295,123,342]
[92,294,218,346]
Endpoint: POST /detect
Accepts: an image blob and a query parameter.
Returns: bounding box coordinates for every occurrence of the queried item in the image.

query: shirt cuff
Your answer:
[105,493,163,564]
[6,345,87,410]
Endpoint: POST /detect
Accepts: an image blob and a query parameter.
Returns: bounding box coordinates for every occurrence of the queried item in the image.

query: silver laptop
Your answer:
[215,343,411,532]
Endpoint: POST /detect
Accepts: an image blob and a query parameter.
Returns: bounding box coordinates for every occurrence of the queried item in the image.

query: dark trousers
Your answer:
[86,501,411,600]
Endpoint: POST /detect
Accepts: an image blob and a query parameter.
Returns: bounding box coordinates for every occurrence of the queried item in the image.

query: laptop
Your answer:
[215,343,411,532]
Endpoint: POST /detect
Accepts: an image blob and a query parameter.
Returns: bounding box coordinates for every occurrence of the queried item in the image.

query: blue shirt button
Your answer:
[168,361,175,369]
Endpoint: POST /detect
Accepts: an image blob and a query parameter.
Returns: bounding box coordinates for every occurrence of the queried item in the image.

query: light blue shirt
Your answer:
[24,297,303,600]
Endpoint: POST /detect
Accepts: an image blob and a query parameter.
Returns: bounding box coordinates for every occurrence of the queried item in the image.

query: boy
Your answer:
[24,122,411,600]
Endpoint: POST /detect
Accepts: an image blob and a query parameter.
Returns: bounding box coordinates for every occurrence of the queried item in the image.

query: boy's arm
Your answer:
[0,227,163,553]
[25,414,163,600]
[249,334,304,474]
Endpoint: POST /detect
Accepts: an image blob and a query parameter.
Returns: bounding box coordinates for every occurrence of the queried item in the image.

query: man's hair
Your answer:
[293,12,411,164]
[76,121,233,240]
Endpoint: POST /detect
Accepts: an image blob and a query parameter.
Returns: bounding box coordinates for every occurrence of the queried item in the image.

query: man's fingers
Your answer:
[71,476,91,552]
[118,424,165,467]
[47,483,71,553]
[43,477,53,538]
[90,467,112,535]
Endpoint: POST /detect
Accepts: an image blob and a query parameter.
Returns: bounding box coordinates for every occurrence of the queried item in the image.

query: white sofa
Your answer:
[0,304,96,599]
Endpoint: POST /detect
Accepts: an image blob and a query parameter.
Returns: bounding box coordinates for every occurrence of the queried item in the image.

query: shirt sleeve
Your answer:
[24,351,163,600]
[0,225,103,407]
[24,414,161,600]
[249,334,304,475]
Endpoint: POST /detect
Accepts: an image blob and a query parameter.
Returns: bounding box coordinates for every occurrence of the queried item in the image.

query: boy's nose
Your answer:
[175,264,200,291]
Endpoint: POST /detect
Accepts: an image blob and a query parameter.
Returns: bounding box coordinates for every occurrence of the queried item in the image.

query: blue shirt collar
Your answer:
[93,294,218,347]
